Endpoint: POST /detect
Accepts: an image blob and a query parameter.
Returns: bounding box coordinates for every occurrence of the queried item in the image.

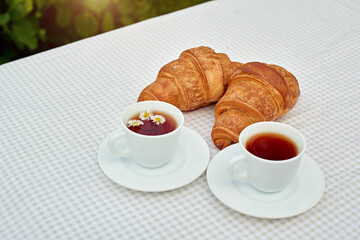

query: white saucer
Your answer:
[207,144,325,219]
[98,126,210,192]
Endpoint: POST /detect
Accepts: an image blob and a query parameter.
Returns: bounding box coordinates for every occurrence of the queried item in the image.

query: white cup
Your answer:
[108,101,184,168]
[228,122,306,192]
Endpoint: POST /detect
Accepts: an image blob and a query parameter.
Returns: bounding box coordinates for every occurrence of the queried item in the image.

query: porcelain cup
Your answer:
[108,101,184,168]
[228,122,306,192]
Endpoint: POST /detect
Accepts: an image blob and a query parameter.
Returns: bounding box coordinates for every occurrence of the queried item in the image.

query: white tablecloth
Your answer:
[1,0,359,239]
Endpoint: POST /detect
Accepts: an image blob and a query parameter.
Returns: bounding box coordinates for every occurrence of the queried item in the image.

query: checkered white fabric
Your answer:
[1,0,359,239]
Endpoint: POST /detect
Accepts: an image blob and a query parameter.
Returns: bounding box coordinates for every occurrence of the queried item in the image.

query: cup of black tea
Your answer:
[228,122,306,192]
[107,101,184,168]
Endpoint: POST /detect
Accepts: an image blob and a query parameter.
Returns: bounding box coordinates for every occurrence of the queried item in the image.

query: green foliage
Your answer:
[74,11,99,38]
[0,0,39,63]
[0,0,209,64]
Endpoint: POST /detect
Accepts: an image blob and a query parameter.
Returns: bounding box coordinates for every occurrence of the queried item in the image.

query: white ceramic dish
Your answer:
[207,143,325,219]
[99,126,210,192]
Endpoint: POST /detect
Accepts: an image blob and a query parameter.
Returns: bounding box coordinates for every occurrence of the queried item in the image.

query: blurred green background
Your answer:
[0,0,209,64]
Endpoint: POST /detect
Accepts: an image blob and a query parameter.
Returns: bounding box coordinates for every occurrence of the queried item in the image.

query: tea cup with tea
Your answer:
[107,101,184,168]
[228,122,306,193]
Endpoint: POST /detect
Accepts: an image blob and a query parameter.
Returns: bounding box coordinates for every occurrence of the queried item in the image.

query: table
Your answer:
[1,0,359,239]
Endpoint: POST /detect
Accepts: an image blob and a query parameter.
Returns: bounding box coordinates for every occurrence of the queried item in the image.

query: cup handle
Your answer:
[227,155,249,182]
[107,128,131,158]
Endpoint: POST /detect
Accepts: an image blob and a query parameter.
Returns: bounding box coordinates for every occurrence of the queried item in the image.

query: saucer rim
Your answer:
[98,126,210,192]
[206,143,325,219]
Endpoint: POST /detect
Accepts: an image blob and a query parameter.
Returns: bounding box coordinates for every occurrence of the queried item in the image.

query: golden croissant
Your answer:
[138,46,241,111]
[211,62,300,149]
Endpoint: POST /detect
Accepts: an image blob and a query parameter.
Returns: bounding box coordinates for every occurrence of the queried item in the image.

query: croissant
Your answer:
[138,46,241,111]
[211,62,300,149]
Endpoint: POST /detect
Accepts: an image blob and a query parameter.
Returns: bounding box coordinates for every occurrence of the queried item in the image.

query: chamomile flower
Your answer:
[139,110,153,120]
[151,115,166,125]
[127,119,144,127]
